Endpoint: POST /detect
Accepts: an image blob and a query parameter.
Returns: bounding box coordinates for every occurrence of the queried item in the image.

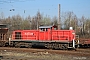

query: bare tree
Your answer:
[63,12,78,30]
[52,16,58,26]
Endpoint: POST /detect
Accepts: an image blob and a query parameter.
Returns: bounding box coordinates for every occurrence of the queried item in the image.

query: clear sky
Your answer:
[0,0,90,18]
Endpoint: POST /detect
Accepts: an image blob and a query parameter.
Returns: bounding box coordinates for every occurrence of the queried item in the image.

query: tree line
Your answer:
[0,11,90,38]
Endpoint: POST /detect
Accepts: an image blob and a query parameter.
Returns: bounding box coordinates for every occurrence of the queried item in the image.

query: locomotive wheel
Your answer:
[45,43,53,49]
[10,41,14,47]
[60,44,68,50]
[14,42,20,48]
[28,43,32,48]
[2,43,5,47]
[0,42,5,47]
[0,42,3,47]
[45,43,68,50]
[53,43,59,49]
[47,43,52,49]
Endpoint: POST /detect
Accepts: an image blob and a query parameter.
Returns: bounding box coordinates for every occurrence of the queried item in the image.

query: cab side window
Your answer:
[40,28,48,32]
[40,28,45,32]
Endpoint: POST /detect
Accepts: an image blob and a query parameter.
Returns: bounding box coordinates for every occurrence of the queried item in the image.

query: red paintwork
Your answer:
[79,39,90,44]
[12,26,75,42]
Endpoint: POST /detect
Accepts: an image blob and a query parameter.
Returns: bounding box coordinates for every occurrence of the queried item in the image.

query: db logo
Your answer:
[25,32,34,35]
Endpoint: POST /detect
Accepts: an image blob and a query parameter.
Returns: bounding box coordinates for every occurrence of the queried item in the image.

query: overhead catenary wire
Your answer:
[0,0,35,4]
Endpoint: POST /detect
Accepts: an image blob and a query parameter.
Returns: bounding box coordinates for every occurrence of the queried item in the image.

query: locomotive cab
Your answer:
[39,25,57,31]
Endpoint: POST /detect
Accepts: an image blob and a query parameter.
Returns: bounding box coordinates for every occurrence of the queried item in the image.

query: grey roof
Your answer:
[39,25,53,28]
[0,24,7,28]
[0,24,7,25]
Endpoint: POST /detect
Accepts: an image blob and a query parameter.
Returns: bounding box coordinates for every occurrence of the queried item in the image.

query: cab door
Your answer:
[39,28,51,41]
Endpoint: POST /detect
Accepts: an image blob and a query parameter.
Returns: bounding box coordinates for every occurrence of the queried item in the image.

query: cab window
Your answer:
[40,28,48,32]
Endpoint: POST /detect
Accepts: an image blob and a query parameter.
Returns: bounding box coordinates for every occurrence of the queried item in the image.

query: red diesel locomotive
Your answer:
[10,25,76,49]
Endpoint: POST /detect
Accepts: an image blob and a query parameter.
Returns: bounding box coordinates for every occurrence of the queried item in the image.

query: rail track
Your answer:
[0,47,90,57]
